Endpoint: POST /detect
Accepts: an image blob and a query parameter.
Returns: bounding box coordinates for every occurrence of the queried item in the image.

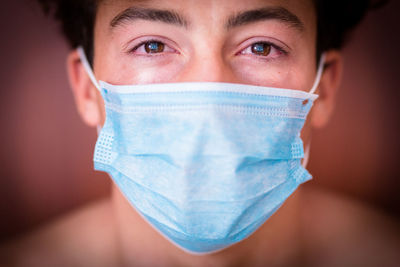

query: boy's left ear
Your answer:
[310,50,343,128]
[66,49,103,127]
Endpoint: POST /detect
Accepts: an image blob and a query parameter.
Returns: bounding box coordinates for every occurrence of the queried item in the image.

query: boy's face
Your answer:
[69,0,341,132]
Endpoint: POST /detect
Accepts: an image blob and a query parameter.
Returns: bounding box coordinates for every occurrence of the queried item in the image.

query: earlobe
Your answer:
[66,50,103,127]
[311,50,343,128]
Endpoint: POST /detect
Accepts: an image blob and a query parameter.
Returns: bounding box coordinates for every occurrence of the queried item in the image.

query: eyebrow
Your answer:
[110,6,304,33]
[226,7,304,32]
[110,7,189,29]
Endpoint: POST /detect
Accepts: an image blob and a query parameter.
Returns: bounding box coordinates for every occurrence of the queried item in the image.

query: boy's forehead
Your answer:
[100,0,315,10]
[97,0,316,31]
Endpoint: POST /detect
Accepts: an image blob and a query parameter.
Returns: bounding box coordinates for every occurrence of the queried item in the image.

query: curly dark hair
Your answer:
[36,0,386,65]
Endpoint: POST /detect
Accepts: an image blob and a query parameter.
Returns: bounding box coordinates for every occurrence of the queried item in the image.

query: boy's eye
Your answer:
[239,41,286,59]
[144,41,165,54]
[130,39,176,55]
[251,43,271,56]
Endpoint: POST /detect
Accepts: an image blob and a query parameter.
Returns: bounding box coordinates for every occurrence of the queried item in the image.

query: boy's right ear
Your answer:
[66,49,103,127]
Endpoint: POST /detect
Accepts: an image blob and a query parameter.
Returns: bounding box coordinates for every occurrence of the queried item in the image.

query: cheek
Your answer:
[100,57,186,85]
[282,60,318,91]
[232,61,315,91]
[131,63,184,84]
[233,61,292,87]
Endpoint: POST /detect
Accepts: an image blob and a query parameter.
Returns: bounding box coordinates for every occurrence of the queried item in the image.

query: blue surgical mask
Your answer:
[78,47,325,254]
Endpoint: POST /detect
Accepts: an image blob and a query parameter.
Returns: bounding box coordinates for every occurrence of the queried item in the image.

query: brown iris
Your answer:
[251,43,271,56]
[144,41,165,54]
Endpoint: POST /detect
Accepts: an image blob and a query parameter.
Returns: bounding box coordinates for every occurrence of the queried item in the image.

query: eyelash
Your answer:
[129,39,288,58]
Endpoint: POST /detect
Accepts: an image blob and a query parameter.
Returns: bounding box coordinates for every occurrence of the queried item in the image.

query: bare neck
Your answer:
[110,184,307,267]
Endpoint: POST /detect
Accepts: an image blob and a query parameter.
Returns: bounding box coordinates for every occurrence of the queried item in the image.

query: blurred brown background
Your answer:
[0,0,399,242]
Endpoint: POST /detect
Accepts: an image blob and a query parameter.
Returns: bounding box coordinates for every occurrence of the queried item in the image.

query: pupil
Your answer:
[251,43,271,56]
[145,42,164,53]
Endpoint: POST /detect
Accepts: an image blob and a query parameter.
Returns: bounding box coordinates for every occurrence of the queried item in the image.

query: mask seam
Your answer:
[104,103,309,119]
[101,88,318,100]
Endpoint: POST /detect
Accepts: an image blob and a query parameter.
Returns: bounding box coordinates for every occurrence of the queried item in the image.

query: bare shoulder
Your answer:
[0,198,117,267]
[300,186,400,267]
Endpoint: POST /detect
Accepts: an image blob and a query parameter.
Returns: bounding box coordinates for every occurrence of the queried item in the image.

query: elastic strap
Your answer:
[301,143,311,168]
[77,46,101,91]
[77,47,103,133]
[96,125,102,135]
[309,53,326,95]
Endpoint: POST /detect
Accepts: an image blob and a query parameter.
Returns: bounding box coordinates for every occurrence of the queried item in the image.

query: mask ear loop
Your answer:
[309,53,326,95]
[77,46,101,92]
[77,46,103,133]
[302,53,326,168]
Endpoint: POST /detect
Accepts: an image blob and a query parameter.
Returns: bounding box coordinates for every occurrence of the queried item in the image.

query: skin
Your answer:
[2,0,399,266]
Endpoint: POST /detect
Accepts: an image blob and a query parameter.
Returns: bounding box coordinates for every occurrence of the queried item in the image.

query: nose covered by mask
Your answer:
[78,47,325,254]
